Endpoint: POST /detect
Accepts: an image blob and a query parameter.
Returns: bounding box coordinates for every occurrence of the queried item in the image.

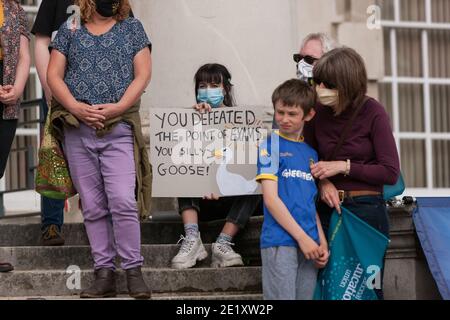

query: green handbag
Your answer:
[35,107,77,200]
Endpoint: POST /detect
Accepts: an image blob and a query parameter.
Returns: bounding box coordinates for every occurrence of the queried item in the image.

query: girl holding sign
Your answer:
[172,63,262,269]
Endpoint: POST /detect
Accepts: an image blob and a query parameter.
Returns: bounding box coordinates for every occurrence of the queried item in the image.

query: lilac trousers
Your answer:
[64,122,143,270]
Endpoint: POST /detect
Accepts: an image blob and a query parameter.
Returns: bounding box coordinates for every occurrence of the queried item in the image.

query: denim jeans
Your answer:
[40,98,65,230]
[41,196,65,230]
[317,195,389,300]
[178,195,262,229]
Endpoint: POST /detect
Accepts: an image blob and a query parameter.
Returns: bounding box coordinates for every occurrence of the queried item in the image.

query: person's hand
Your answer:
[311,161,347,180]
[297,235,324,260]
[70,102,106,129]
[203,193,220,201]
[96,103,124,121]
[193,102,212,113]
[318,179,341,214]
[0,85,21,105]
[314,244,330,269]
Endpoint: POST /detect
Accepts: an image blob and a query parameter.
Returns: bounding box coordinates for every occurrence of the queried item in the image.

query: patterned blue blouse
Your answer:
[51,17,151,105]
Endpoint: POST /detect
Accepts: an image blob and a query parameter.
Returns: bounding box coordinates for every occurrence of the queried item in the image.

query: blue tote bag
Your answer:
[314,206,390,300]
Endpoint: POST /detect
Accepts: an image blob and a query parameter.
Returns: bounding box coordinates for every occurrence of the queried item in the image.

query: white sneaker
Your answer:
[211,241,244,268]
[171,234,208,269]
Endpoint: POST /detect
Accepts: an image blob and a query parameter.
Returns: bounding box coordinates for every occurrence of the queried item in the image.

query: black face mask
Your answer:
[95,0,120,18]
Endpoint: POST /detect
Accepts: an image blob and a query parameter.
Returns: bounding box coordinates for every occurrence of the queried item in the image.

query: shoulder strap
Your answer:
[326,96,370,161]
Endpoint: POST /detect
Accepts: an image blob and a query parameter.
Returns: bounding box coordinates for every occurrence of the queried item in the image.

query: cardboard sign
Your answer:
[149,107,268,197]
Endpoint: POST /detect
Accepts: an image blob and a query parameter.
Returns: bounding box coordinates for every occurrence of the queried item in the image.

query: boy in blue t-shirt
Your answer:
[256,79,329,300]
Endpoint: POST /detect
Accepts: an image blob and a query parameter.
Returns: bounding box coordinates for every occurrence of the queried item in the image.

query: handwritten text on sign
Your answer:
[150,107,268,197]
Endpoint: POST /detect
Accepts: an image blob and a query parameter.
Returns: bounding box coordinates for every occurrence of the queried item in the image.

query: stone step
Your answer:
[0,267,262,297]
[0,244,261,271]
[1,292,263,300]
[0,217,263,247]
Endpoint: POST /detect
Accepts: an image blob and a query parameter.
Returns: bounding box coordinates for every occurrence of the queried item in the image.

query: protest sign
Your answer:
[150,107,268,197]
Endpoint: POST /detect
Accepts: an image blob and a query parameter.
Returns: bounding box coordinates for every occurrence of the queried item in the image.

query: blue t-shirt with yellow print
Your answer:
[256,131,319,249]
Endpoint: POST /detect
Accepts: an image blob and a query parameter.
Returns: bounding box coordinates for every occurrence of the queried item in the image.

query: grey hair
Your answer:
[300,33,337,55]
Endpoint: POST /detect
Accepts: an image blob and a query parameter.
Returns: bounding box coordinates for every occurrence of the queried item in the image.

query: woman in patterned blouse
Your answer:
[47,0,152,299]
[0,0,31,273]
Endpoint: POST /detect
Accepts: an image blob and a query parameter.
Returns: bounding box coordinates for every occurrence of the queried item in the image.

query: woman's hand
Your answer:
[311,161,347,180]
[0,85,21,105]
[193,102,212,113]
[318,179,341,214]
[96,103,124,121]
[70,102,106,129]
[203,193,220,201]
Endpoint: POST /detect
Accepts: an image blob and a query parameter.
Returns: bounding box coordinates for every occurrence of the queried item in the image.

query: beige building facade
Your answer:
[132,0,383,111]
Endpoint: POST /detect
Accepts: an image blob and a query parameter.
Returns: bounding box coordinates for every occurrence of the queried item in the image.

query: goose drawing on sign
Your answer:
[213,147,258,196]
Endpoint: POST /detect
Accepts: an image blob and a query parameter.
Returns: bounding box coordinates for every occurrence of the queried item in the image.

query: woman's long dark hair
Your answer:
[194,63,235,107]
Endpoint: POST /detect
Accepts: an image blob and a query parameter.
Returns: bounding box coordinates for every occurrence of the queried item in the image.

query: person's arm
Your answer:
[261,179,323,260]
[96,47,151,119]
[317,178,341,214]
[0,36,31,105]
[311,109,400,186]
[349,112,400,185]
[47,50,105,128]
[34,35,52,102]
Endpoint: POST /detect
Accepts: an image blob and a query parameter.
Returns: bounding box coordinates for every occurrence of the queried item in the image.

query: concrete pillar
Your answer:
[385,206,442,300]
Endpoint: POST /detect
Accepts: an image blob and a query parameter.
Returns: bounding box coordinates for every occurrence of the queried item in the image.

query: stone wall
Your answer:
[384,205,441,300]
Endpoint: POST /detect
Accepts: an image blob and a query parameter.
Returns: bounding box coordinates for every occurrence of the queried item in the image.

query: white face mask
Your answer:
[316,86,339,106]
[297,59,314,82]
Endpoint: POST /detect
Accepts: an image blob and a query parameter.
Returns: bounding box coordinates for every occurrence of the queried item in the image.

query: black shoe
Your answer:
[40,225,65,246]
[80,268,117,299]
[0,262,14,273]
[126,267,151,299]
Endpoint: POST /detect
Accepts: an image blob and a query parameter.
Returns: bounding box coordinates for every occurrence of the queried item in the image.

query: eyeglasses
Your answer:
[293,53,319,65]
[312,77,337,90]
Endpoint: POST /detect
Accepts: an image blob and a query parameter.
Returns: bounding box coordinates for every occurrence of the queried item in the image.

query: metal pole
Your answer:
[0,175,4,217]
[26,145,35,190]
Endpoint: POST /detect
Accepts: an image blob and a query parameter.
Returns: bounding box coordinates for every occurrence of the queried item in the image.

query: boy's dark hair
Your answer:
[194,63,235,107]
[272,79,317,115]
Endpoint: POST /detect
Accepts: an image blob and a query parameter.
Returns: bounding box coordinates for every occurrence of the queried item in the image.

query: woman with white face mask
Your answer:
[303,47,401,300]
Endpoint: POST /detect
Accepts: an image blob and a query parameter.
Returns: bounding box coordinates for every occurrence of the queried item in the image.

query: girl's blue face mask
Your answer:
[197,88,224,108]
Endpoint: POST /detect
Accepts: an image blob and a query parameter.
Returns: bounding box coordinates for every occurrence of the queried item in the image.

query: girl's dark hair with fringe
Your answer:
[194,64,235,107]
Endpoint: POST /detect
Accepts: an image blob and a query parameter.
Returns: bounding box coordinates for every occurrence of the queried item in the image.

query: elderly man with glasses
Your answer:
[272,33,336,129]
[294,33,336,84]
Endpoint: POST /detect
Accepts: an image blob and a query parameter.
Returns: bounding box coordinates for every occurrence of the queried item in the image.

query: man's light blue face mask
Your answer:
[197,87,224,108]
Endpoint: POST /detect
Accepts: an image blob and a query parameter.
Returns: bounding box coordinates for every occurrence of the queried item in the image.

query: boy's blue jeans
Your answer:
[40,98,65,231]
